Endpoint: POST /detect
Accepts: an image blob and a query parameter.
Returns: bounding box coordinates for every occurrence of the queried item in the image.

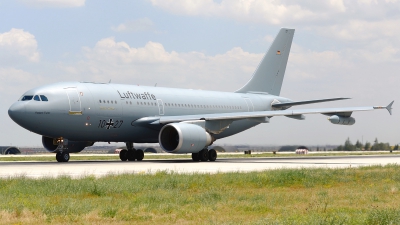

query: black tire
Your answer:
[208,149,217,161]
[192,153,200,161]
[119,149,128,161]
[56,152,62,162]
[135,149,144,161]
[199,149,209,161]
[60,152,70,162]
[127,149,136,161]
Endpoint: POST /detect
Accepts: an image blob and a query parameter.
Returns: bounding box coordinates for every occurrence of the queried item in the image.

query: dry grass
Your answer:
[0,165,400,224]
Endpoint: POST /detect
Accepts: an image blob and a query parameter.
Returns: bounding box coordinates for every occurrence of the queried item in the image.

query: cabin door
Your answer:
[243,98,254,112]
[157,99,164,115]
[65,88,82,115]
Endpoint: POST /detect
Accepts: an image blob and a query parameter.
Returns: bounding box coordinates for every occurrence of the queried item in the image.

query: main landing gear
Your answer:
[192,148,217,162]
[119,142,144,162]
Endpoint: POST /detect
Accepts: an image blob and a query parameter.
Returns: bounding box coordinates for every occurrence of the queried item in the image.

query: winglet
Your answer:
[386,101,394,115]
[373,101,394,115]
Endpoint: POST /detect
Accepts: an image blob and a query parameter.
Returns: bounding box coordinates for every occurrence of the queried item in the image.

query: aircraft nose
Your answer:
[8,102,26,123]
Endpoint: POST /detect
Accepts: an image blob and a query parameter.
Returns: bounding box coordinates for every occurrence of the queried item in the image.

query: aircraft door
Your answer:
[65,88,82,115]
[243,98,254,112]
[157,99,164,115]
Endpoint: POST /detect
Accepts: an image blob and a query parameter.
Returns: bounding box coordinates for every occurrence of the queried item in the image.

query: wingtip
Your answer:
[387,101,394,115]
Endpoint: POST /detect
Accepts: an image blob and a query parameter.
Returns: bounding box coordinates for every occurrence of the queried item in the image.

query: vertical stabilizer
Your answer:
[235,28,295,96]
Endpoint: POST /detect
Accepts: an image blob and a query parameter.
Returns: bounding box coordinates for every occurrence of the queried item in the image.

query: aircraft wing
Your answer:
[134,101,393,125]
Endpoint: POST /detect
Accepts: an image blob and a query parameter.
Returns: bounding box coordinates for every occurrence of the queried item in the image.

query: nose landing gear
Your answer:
[55,138,70,162]
[56,151,70,162]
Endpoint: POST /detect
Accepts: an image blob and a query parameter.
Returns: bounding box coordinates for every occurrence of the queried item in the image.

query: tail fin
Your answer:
[235,28,295,96]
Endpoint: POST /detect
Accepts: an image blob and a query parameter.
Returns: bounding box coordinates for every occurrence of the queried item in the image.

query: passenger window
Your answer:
[40,95,48,101]
[21,95,33,101]
[34,95,40,101]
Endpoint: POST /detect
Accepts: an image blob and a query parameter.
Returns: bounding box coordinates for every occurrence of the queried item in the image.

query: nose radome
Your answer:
[8,102,26,122]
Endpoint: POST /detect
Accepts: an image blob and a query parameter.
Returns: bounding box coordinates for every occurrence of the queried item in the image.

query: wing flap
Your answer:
[272,97,350,108]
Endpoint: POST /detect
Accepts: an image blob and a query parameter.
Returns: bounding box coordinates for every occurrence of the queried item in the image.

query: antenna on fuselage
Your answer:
[155,83,157,87]
[109,79,111,83]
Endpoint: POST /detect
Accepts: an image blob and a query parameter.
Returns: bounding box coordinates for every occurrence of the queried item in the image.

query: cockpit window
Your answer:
[40,95,48,101]
[21,95,33,101]
[34,95,40,101]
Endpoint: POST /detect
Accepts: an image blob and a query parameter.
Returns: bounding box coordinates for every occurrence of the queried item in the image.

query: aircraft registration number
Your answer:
[98,119,123,129]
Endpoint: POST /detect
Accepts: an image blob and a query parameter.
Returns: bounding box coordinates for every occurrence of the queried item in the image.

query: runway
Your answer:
[0,155,399,178]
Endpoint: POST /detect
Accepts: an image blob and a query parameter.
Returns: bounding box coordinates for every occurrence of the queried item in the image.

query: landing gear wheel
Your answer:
[119,149,128,161]
[199,149,209,161]
[192,153,200,161]
[56,152,70,162]
[61,152,70,162]
[127,149,136,161]
[56,152,62,162]
[135,149,144,161]
[208,149,217,162]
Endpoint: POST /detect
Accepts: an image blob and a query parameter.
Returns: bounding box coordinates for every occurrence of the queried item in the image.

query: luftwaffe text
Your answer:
[117,91,156,100]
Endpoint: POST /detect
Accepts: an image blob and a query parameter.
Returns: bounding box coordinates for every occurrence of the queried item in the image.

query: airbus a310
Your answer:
[8,28,393,162]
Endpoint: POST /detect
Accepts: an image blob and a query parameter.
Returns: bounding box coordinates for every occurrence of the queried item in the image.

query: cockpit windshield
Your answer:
[40,95,48,101]
[20,95,49,101]
[21,95,33,101]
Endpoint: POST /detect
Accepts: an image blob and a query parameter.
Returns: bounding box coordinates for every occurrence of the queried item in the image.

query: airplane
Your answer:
[8,28,393,162]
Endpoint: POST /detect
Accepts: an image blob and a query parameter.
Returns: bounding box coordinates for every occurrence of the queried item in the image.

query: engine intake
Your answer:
[328,115,355,125]
[159,123,213,153]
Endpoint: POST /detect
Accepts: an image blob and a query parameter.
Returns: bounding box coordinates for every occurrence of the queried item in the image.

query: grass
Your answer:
[0,165,400,224]
[0,151,399,162]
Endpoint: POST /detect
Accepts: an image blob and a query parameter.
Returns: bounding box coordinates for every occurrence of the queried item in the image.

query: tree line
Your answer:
[335,138,398,151]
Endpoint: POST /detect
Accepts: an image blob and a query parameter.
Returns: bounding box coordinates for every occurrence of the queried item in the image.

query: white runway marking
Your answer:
[0,155,399,178]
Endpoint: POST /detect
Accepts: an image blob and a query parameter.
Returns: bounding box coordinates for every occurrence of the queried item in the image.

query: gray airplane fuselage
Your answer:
[9,82,289,143]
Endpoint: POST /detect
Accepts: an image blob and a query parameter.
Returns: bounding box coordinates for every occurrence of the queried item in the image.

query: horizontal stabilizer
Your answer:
[272,97,350,108]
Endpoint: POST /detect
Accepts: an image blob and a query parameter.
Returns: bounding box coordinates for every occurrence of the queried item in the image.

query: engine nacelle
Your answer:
[328,115,355,125]
[42,136,94,153]
[159,123,213,153]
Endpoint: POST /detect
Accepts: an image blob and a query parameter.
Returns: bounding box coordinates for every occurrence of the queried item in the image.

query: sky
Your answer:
[0,0,399,147]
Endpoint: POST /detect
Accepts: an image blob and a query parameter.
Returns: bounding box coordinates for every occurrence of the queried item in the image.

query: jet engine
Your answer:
[159,123,213,153]
[42,136,94,153]
[328,115,355,125]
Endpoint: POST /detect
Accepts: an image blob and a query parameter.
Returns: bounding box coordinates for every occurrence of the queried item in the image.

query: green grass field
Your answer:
[0,165,400,224]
